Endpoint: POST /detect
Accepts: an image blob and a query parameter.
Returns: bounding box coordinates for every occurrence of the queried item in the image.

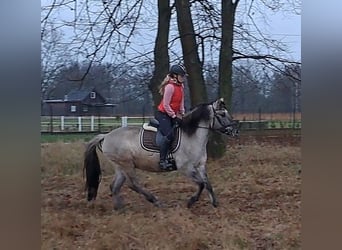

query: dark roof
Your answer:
[66,89,95,102]
[44,88,117,105]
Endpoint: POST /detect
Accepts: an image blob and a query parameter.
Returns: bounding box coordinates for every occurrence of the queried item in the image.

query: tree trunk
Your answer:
[175,0,207,105]
[208,0,238,159]
[148,0,171,110]
[219,0,236,106]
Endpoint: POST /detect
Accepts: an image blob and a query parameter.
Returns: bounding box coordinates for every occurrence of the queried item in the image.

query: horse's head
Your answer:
[211,98,240,137]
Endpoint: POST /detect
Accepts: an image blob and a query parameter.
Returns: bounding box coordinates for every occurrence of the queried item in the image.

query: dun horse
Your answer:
[84,98,239,210]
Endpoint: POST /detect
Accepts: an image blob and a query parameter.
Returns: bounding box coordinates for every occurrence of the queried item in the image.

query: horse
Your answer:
[83,98,239,210]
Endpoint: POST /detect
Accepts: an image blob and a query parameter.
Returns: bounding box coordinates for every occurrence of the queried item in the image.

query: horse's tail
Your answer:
[83,134,106,201]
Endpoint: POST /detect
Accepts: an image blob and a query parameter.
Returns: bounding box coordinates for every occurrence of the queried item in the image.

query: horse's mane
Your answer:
[181,102,211,136]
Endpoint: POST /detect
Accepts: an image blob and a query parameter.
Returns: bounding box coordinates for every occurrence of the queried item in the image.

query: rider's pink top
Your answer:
[158,81,185,118]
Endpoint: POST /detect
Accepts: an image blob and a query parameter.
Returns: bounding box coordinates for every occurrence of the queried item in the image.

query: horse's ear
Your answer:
[213,98,226,109]
[219,98,226,108]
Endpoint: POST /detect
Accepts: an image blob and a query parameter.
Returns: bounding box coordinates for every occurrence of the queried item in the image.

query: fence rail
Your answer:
[41,115,301,133]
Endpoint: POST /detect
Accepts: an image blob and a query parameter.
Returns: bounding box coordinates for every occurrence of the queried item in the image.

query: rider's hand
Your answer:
[172,117,183,126]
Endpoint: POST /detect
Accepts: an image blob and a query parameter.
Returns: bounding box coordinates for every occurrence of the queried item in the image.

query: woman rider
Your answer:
[155,64,187,171]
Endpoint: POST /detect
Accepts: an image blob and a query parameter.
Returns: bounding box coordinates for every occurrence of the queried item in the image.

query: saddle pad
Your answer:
[140,127,181,153]
[142,122,157,132]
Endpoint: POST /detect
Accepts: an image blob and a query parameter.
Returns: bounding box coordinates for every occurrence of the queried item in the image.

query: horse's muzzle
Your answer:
[223,120,240,137]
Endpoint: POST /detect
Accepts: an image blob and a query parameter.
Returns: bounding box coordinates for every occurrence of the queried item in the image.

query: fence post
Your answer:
[78,117,82,132]
[49,104,53,134]
[121,116,128,127]
[90,115,94,131]
[61,116,64,131]
[258,107,262,130]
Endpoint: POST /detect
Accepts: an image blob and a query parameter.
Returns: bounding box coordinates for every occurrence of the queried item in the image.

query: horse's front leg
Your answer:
[188,164,217,207]
[203,176,218,207]
[187,180,205,208]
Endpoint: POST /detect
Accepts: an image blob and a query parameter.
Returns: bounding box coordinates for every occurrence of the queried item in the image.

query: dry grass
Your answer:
[41,137,301,250]
[234,113,301,121]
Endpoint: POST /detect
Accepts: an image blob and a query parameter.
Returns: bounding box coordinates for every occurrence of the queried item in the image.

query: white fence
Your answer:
[41,116,154,132]
[41,115,301,133]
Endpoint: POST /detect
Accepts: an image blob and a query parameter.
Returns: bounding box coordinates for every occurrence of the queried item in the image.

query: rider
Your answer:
[155,64,187,171]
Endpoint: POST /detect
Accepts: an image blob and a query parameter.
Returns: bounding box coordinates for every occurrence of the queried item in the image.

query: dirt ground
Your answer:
[41,135,301,250]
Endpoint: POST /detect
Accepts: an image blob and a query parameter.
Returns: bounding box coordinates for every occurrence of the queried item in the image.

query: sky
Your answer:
[41,0,301,63]
[266,12,301,61]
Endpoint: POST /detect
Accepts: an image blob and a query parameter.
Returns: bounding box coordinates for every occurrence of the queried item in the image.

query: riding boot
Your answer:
[159,138,173,171]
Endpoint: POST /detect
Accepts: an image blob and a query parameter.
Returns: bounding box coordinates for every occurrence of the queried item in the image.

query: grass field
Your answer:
[41,135,301,249]
[41,133,98,143]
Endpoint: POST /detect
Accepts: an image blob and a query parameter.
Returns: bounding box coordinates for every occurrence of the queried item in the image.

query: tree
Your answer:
[219,0,238,107]
[47,62,112,99]
[175,0,208,105]
[266,63,301,115]
[148,0,172,110]
[231,65,266,113]
[41,24,70,103]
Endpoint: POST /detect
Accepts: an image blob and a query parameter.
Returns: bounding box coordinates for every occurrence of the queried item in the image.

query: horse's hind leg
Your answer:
[110,170,126,210]
[125,174,161,207]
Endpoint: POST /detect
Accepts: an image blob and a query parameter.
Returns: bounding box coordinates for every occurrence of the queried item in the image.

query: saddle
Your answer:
[139,120,181,153]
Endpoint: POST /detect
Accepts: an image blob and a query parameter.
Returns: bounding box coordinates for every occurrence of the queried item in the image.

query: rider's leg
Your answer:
[155,111,174,170]
[159,136,173,170]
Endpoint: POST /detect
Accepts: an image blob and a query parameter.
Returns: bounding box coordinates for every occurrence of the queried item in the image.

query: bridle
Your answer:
[196,104,232,133]
[212,105,231,131]
[183,103,239,136]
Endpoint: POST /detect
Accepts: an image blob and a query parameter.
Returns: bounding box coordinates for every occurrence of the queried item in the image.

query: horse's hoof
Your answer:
[86,200,96,208]
[154,200,163,208]
[113,197,124,211]
[113,206,127,215]
[113,204,124,211]
[187,196,198,208]
[212,200,218,207]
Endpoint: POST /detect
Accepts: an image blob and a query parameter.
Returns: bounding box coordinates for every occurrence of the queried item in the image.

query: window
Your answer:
[90,92,96,99]
[83,105,88,112]
[70,105,76,112]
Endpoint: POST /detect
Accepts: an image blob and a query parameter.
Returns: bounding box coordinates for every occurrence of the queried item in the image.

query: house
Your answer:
[42,88,116,116]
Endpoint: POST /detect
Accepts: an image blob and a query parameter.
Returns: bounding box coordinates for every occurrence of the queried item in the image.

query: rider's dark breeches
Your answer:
[155,111,174,141]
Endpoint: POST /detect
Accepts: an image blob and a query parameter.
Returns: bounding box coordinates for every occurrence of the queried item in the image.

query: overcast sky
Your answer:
[266,12,301,61]
[41,0,301,63]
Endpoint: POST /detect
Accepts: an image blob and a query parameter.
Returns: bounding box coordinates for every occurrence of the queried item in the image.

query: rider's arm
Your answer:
[162,84,176,118]
[179,85,185,116]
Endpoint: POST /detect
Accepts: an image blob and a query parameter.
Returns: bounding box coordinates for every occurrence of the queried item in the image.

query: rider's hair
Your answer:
[158,75,176,95]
